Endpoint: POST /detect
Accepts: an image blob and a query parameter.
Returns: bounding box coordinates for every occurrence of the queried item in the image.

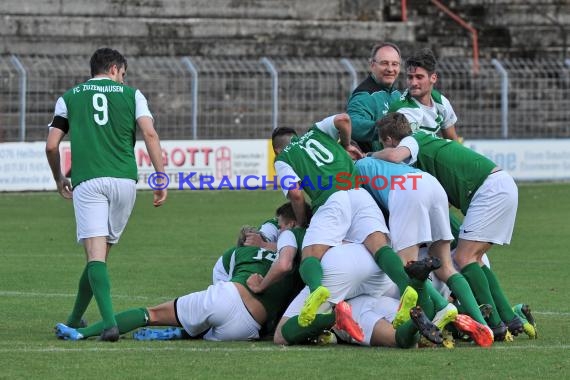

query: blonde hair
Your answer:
[237,225,262,247]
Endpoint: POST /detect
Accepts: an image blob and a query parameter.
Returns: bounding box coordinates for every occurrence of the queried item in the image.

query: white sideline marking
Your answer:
[534,311,570,316]
[2,290,570,316]
[0,290,152,301]
[0,345,569,354]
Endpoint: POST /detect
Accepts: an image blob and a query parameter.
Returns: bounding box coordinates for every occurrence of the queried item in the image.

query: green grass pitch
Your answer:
[1,183,569,379]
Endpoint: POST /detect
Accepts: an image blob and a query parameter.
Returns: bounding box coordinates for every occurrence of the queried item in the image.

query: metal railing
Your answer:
[1,55,569,142]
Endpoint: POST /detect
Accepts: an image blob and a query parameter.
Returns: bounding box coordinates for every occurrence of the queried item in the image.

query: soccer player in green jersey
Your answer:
[272,114,438,329]
[373,113,526,341]
[46,48,167,342]
[55,224,303,342]
[389,49,460,141]
[347,42,402,153]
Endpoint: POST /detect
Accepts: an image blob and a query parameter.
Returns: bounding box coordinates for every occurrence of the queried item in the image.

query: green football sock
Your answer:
[66,264,93,328]
[299,257,324,292]
[281,313,335,345]
[461,262,502,327]
[374,246,410,294]
[87,261,117,329]
[425,281,449,314]
[78,308,150,338]
[407,278,435,319]
[481,265,517,323]
[447,273,487,325]
[395,319,420,348]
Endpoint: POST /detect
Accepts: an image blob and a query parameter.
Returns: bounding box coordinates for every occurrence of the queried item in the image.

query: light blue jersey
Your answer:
[355,157,423,208]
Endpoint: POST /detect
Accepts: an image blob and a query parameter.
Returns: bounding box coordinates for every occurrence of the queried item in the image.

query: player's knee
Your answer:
[363,231,389,253]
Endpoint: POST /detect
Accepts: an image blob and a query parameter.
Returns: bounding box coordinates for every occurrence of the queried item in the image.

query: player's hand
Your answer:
[345,144,364,160]
[153,189,167,207]
[246,273,264,293]
[244,232,264,247]
[57,177,73,199]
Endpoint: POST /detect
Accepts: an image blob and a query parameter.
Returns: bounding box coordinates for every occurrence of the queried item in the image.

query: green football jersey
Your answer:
[413,132,496,214]
[262,227,306,334]
[62,78,139,187]
[275,126,358,211]
[220,242,303,332]
[389,89,457,137]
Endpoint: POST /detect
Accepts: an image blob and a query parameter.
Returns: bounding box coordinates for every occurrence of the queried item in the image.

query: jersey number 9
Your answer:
[93,93,109,126]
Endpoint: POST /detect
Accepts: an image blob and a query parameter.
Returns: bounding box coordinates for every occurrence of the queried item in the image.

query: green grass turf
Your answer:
[1,184,569,379]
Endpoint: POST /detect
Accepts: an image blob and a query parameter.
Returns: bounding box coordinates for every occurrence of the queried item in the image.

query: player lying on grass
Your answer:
[55,222,303,342]
[372,112,525,341]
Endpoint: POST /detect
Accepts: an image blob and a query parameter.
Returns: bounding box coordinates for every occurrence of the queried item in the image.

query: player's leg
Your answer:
[89,178,136,340]
[478,172,522,334]
[428,240,485,327]
[65,265,93,328]
[456,239,509,340]
[457,171,522,339]
[298,192,352,326]
[277,287,337,345]
[346,189,411,294]
[64,179,106,330]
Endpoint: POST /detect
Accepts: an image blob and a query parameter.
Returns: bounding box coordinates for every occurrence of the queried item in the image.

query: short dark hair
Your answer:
[405,48,437,74]
[370,42,401,60]
[378,113,412,141]
[271,127,297,151]
[276,202,296,222]
[276,201,312,226]
[90,48,128,77]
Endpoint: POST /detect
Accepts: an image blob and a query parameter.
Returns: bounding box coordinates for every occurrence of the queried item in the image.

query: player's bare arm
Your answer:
[244,232,277,251]
[334,113,363,159]
[45,127,72,199]
[287,188,307,227]
[138,116,167,207]
[371,146,411,163]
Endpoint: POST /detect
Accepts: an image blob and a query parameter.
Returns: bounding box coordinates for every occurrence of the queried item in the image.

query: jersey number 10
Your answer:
[299,139,334,167]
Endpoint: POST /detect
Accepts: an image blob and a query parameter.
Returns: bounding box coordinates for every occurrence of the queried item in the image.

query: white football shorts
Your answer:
[175,281,261,341]
[388,172,453,251]
[344,294,399,346]
[302,189,389,249]
[73,177,136,244]
[459,171,518,245]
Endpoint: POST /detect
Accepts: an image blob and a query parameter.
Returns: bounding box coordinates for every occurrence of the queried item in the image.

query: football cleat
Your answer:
[506,315,524,337]
[99,326,120,342]
[478,304,493,320]
[410,306,443,345]
[513,304,537,339]
[405,257,441,282]
[133,327,184,341]
[432,303,458,331]
[334,301,364,343]
[54,323,84,341]
[392,286,418,328]
[298,286,330,327]
[454,314,494,347]
[313,330,338,345]
[441,328,455,349]
[490,321,508,342]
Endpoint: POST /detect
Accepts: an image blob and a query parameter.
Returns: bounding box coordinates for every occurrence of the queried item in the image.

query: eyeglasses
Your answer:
[371,59,401,68]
